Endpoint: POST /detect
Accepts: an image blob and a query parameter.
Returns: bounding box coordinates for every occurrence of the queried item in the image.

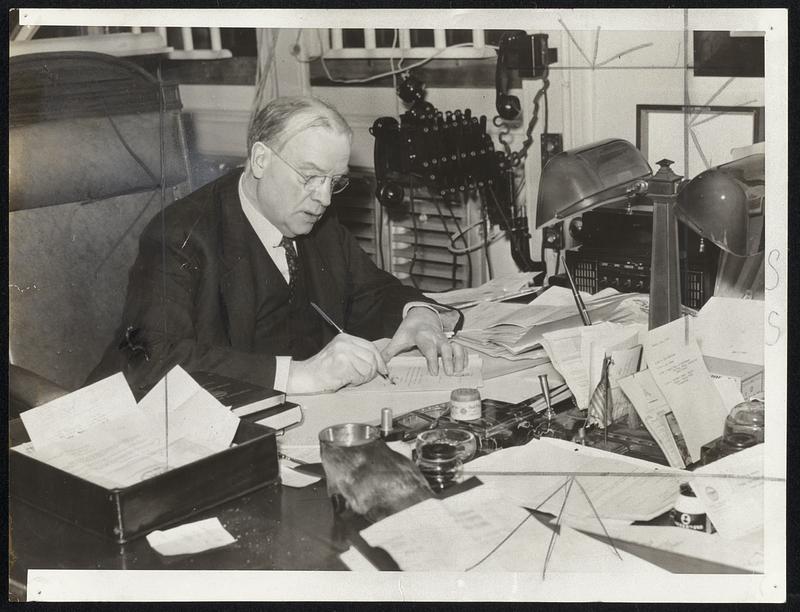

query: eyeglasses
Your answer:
[263,143,350,195]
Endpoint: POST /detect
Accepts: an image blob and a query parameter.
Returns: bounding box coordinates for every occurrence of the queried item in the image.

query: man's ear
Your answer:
[249,142,272,179]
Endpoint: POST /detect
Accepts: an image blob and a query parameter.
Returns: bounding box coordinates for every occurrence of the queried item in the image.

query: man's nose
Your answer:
[311,178,333,207]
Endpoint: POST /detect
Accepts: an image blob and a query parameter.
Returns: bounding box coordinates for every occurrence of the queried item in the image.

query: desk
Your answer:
[8,367,761,601]
[9,479,359,600]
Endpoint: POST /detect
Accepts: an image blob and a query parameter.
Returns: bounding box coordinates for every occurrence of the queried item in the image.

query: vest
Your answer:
[247,229,325,360]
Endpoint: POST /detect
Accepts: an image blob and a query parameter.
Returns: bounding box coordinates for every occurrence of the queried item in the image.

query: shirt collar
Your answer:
[238,173,286,249]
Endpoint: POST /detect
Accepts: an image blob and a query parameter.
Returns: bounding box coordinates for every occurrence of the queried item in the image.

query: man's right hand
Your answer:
[286,333,389,394]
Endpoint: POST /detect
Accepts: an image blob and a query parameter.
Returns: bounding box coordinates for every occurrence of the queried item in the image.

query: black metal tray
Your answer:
[9,419,279,543]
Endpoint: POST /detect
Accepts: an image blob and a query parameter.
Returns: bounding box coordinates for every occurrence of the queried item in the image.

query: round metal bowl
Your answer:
[319,423,380,448]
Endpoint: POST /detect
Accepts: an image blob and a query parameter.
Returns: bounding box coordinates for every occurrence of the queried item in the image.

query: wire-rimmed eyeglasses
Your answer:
[263,143,350,194]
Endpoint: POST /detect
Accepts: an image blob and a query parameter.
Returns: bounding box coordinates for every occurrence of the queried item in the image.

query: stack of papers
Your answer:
[454,287,638,365]
[344,354,484,392]
[540,320,646,412]
[423,272,542,308]
[14,367,240,489]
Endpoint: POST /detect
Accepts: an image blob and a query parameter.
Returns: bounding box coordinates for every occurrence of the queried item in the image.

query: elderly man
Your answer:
[89,96,465,398]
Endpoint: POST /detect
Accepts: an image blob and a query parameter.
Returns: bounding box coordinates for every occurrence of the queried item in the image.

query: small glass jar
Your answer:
[450,388,482,421]
[724,400,765,445]
[416,427,477,462]
[415,442,463,492]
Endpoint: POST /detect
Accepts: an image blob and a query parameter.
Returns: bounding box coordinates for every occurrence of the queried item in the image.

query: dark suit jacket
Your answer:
[89,169,430,398]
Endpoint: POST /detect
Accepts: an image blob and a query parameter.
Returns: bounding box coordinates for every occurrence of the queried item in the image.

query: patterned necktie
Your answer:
[279,236,299,302]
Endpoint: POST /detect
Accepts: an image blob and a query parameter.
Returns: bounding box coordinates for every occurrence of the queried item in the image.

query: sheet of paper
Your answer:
[345,354,483,392]
[541,326,591,409]
[138,364,202,415]
[582,323,645,393]
[279,459,322,488]
[566,523,763,573]
[619,371,690,468]
[362,482,664,574]
[360,485,530,571]
[591,345,644,426]
[712,376,746,412]
[423,272,539,306]
[690,444,765,540]
[530,285,593,307]
[146,517,236,556]
[461,301,525,330]
[277,442,322,464]
[644,318,729,463]
[338,547,379,572]
[139,365,240,453]
[464,437,682,523]
[20,372,138,447]
[28,412,216,488]
[692,296,764,365]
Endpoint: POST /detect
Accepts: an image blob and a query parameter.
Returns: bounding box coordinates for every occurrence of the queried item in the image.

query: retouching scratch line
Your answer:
[591,26,601,67]
[573,478,622,561]
[180,216,202,250]
[689,128,712,170]
[558,18,593,66]
[465,511,534,572]
[542,477,574,579]
[672,41,682,67]
[687,77,736,125]
[689,99,759,129]
[596,42,654,67]
[93,190,158,278]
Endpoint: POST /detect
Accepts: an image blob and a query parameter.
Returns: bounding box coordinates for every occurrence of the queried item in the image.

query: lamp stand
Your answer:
[648,159,684,329]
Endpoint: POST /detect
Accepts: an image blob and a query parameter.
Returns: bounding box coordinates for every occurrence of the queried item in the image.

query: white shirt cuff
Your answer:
[402,302,455,337]
[273,356,291,392]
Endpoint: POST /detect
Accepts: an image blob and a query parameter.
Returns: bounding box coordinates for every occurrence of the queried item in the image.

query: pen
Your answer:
[561,255,592,326]
[278,452,310,466]
[309,301,394,385]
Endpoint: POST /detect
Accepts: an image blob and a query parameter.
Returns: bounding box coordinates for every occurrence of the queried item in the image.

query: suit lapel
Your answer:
[218,170,257,351]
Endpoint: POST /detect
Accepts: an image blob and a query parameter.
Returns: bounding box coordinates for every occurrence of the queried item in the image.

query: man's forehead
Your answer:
[283,128,351,172]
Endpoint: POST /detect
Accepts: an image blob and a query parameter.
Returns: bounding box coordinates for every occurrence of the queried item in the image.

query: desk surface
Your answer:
[9,479,361,599]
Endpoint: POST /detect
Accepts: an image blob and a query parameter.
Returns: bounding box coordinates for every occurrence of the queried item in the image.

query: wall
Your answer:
[180,25,765,281]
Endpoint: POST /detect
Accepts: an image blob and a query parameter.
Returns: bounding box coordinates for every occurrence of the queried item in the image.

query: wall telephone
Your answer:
[495,31,558,121]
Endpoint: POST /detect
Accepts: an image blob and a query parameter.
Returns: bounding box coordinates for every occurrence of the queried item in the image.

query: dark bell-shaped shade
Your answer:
[536,139,652,228]
[676,153,765,257]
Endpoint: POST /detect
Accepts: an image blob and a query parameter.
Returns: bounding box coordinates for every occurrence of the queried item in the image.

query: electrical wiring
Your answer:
[448,194,473,288]
[389,29,402,118]
[483,211,494,280]
[308,30,496,84]
[445,218,504,255]
[376,196,385,270]
[406,178,421,289]
[493,71,550,168]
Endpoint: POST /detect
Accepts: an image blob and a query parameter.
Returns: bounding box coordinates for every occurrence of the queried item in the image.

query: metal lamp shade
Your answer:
[536,139,652,228]
[676,153,765,257]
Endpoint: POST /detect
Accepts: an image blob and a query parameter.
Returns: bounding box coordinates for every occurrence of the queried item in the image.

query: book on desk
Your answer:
[191,371,303,432]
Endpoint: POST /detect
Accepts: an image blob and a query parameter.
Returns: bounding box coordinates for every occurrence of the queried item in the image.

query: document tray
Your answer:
[9,419,280,544]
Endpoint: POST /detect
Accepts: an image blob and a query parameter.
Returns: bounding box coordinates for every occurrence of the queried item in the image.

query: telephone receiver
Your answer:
[495,31,556,120]
[370,116,405,207]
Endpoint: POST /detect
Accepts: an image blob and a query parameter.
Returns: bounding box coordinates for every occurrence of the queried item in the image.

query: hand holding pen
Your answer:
[310,302,395,385]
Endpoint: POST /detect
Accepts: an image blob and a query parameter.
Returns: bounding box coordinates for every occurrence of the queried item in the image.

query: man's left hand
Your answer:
[381,307,467,375]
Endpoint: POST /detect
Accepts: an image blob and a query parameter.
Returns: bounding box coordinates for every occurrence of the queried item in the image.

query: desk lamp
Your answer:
[536,138,765,329]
